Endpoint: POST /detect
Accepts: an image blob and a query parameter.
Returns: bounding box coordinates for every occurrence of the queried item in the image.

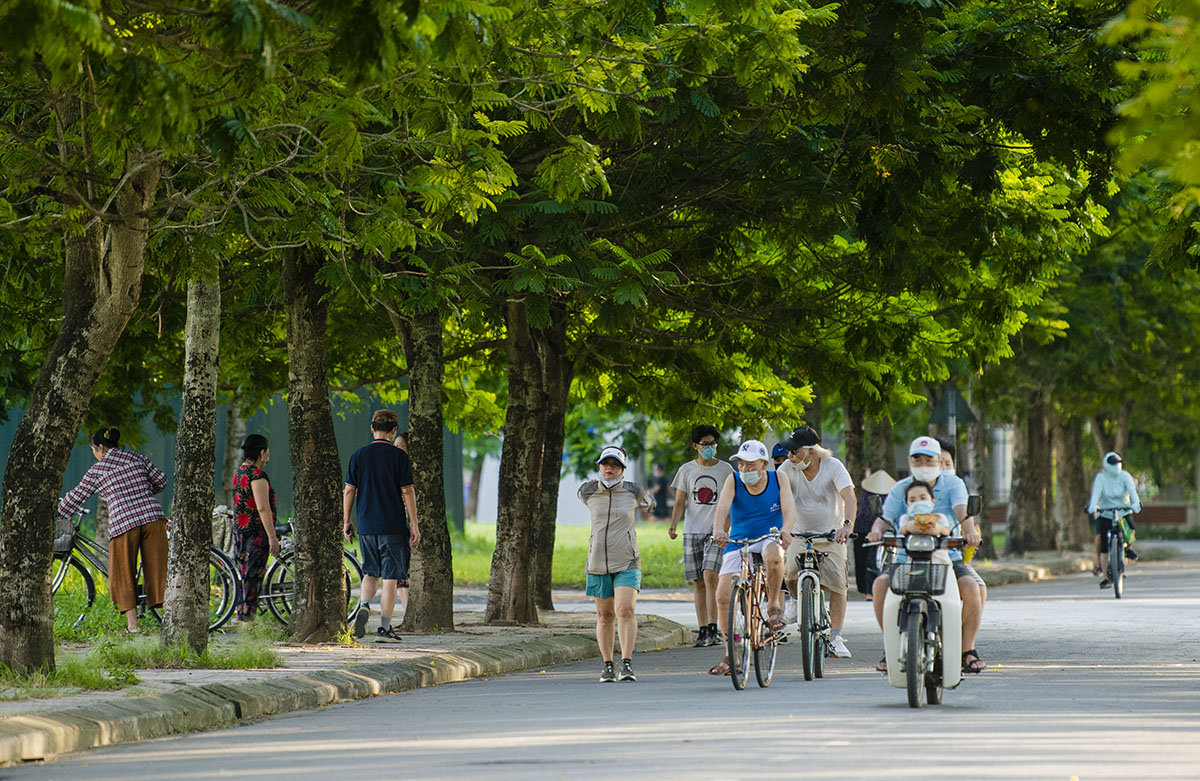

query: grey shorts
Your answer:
[953,560,986,588]
[360,534,410,581]
[683,533,721,581]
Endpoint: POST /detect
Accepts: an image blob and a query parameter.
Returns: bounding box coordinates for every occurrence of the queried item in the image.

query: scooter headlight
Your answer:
[905,534,935,553]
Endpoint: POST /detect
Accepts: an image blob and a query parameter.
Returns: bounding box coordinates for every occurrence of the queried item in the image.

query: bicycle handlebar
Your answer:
[793,530,857,541]
[727,529,783,546]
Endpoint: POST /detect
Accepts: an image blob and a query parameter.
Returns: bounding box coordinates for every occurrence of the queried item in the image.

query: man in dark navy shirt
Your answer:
[344,409,420,641]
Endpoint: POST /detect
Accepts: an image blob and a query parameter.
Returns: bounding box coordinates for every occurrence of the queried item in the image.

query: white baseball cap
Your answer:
[596,445,628,467]
[909,436,941,458]
[730,440,770,463]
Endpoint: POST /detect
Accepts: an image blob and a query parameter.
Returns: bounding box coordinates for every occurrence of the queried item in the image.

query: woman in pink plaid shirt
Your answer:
[58,427,168,634]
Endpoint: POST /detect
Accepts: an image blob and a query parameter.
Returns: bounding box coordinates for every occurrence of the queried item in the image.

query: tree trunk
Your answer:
[866,415,895,476]
[804,384,822,436]
[221,399,245,509]
[843,401,865,485]
[531,304,572,611]
[283,247,345,642]
[394,309,455,633]
[1053,413,1091,551]
[1006,392,1056,554]
[967,375,995,559]
[96,498,110,543]
[0,146,160,673]
[1090,414,1113,458]
[1114,400,1132,456]
[465,453,485,521]
[162,269,220,653]
[485,300,547,624]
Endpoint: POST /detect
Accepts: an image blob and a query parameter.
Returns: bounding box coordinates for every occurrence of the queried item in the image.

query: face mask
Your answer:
[600,476,622,488]
[911,465,940,483]
[907,500,935,515]
[739,470,762,486]
[941,466,955,477]
[700,445,717,460]
[798,457,812,470]
[1103,460,1121,476]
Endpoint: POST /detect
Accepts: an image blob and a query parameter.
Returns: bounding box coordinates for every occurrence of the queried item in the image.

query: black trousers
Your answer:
[852,536,878,595]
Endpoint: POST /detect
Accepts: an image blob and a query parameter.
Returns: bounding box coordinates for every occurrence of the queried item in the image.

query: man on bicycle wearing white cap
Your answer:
[867,435,986,675]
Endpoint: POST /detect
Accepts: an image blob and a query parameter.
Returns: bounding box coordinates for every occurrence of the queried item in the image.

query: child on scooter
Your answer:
[897,481,953,537]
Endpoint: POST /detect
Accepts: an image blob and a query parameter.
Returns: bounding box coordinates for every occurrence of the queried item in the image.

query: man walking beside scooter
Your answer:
[867,436,986,675]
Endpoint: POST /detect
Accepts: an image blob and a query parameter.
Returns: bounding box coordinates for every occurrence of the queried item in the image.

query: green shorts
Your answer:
[585,569,642,599]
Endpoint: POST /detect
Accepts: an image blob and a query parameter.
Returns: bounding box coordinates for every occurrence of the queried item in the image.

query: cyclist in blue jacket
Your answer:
[1086,451,1142,587]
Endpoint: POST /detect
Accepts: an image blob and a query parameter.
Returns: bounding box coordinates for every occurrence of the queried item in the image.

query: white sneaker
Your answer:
[784,598,798,624]
[829,635,852,658]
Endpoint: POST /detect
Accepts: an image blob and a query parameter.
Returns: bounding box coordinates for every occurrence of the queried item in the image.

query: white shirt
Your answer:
[777,456,853,533]
[670,459,735,535]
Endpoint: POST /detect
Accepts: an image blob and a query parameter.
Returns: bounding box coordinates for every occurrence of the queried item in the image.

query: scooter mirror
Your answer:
[867,494,884,517]
[966,495,982,517]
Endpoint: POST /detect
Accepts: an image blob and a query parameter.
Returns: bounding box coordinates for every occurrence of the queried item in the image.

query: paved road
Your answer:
[16,549,1200,780]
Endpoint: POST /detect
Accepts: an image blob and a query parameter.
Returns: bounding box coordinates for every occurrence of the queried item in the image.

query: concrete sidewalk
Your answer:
[0,610,689,767]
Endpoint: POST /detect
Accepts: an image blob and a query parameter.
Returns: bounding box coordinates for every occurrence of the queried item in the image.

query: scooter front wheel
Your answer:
[906,610,926,708]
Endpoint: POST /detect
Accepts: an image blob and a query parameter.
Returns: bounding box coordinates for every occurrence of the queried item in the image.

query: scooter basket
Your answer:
[889,562,948,595]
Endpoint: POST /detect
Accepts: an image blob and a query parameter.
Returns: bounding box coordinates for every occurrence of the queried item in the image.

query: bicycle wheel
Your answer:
[1109,532,1124,599]
[727,581,750,691]
[800,579,816,681]
[343,550,363,620]
[263,551,295,626]
[51,554,96,630]
[813,597,826,679]
[906,610,926,708]
[207,547,240,631]
[753,583,777,688]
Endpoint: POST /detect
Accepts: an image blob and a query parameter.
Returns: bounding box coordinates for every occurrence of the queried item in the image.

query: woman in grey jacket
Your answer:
[578,445,655,683]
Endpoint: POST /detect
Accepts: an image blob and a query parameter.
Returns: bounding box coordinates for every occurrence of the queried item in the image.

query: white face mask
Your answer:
[739,470,762,486]
[600,476,622,488]
[911,465,940,483]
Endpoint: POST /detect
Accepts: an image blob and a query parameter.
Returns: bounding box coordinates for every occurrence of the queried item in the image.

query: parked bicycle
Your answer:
[51,508,241,632]
[229,512,364,626]
[726,529,784,690]
[791,530,855,681]
[1096,507,1134,599]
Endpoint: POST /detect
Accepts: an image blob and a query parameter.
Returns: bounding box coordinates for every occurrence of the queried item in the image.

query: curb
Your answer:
[0,614,689,767]
[976,556,1095,587]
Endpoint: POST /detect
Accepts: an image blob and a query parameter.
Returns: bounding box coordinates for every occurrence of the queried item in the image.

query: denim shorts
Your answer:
[360,534,410,581]
[585,569,642,599]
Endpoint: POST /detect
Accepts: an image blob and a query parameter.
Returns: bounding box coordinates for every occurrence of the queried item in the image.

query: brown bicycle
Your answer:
[726,529,784,690]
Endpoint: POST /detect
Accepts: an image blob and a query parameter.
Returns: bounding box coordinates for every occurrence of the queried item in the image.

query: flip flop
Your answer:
[962,649,985,674]
[876,656,887,673]
[709,657,731,676]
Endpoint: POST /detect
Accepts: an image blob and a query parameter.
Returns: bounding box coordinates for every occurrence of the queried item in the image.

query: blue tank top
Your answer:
[725,471,783,554]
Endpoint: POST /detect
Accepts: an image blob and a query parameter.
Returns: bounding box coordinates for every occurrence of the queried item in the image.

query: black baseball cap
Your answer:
[781,425,820,451]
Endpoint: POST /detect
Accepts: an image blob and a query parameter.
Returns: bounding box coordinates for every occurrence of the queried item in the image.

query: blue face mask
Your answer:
[700,445,717,460]
[907,500,935,515]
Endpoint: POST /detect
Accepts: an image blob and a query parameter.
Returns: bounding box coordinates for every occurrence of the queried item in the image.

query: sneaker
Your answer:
[777,632,788,645]
[1099,579,1111,589]
[829,635,852,658]
[375,625,402,642]
[618,659,636,681]
[352,604,370,639]
[599,661,616,683]
[1126,547,1139,562]
[706,628,723,647]
[693,626,709,648]
[784,598,798,624]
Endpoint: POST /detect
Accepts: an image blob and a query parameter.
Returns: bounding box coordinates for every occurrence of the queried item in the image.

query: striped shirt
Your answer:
[58,448,167,539]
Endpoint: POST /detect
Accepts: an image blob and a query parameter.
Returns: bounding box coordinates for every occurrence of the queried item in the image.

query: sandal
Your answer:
[1091,564,1102,576]
[962,649,985,674]
[709,657,731,676]
[876,656,887,673]
[767,608,786,632]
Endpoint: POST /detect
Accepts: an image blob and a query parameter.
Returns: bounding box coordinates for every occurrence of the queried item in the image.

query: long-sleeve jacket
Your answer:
[578,480,654,574]
[58,448,167,539]
[1086,457,1141,515]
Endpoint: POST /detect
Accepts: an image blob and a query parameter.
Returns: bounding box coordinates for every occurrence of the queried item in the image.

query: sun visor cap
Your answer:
[596,445,628,468]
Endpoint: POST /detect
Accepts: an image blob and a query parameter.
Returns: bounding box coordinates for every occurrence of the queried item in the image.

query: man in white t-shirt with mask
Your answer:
[777,425,857,659]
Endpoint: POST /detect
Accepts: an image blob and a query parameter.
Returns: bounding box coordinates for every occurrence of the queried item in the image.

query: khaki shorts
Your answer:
[784,536,848,595]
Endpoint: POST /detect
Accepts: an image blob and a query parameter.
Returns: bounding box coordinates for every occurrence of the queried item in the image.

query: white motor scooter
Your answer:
[880,532,963,708]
